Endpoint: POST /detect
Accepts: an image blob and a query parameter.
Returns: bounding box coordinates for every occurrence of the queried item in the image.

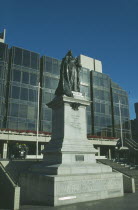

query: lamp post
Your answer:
[36,82,40,158]
[118,100,123,147]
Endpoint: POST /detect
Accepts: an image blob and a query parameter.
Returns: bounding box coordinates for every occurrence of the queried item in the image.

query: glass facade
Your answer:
[5,46,40,131]
[80,67,91,134]
[91,71,113,137]
[0,42,8,128]
[111,82,131,139]
[40,56,61,132]
[0,43,132,139]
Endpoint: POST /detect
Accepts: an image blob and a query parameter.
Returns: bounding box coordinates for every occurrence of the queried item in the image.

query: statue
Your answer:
[55,50,81,97]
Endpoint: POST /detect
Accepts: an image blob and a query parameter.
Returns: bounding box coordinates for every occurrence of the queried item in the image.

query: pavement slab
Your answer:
[20,191,138,210]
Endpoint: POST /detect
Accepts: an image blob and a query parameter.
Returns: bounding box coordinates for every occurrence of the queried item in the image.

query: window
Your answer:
[113,94,117,103]
[0,84,2,97]
[8,119,18,129]
[94,103,100,112]
[80,85,89,97]
[44,92,51,103]
[86,105,91,111]
[114,106,119,116]
[100,90,104,100]
[0,43,8,61]
[53,59,59,75]
[13,70,21,82]
[101,117,106,127]
[42,121,51,132]
[93,76,99,86]
[31,52,38,69]
[101,130,106,137]
[87,113,91,125]
[29,89,37,102]
[44,108,52,121]
[28,123,35,130]
[87,125,91,134]
[107,131,112,137]
[19,104,27,118]
[0,103,1,115]
[30,73,37,85]
[82,69,89,84]
[99,78,104,86]
[120,96,128,105]
[123,120,129,129]
[11,86,20,99]
[101,104,105,113]
[80,70,83,82]
[10,103,19,117]
[93,89,99,99]
[20,87,28,100]
[94,128,101,137]
[14,47,22,65]
[114,117,120,128]
[104,91,110,101]
[0,66,2,78]
[106,117,112,127]
[51,78,58,89]
[27,106,35,120]
[45,77,51,88]
[94,116,100,126]
[22,72,29,84]
[103,78,109,88]
[45,57,52,73]
[122,108,129,117]
[18,118,27,130]
[105,104,110,115]
[23,50,30,67]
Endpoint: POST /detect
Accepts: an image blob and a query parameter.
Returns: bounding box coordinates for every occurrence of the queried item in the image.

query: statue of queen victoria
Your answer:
[55,50,81,97]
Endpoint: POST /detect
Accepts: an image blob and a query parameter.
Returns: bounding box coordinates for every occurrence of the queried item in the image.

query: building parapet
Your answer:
[0,130,118,145]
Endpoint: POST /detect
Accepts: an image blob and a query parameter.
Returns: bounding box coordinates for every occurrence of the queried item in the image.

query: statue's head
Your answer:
[66,50,73,57]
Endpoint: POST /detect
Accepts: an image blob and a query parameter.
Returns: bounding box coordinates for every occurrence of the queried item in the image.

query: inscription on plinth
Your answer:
[70,113,81,129]
[56,177,123,196]
[65,104,86,140]
[75,155,84,161]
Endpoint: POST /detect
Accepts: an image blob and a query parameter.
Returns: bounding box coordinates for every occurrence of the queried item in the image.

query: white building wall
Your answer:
[94,59,102,73]
[0,29,6,43]
[78,54,94,70]
[0,38,4,43]
[78,54,102,73]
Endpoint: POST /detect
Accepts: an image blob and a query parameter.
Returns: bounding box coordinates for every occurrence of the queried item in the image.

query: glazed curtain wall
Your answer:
[0,43,8,128]
[0,44,132,138]
[6,47,40,131]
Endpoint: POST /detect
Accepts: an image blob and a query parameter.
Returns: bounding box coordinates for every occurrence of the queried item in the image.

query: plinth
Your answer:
[20,93,124,206]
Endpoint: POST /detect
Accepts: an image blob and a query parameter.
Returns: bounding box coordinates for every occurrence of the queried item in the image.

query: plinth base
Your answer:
[20,171,123,206]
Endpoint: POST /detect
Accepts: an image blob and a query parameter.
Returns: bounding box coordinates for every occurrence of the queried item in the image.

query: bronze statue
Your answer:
[55,50,81,97]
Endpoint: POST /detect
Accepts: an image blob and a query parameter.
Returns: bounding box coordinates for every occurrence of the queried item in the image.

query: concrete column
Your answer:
[97,147,100,156]
[41,144,45,154]
[3,142,8,159]
[109,148,112,160]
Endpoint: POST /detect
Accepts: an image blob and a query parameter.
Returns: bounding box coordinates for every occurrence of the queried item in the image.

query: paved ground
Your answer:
[20,191,138,210]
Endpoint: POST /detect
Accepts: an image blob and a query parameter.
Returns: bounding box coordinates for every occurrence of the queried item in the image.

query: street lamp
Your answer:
[117,100,129,161]
[118,100,123,147]
[36,82,40,158]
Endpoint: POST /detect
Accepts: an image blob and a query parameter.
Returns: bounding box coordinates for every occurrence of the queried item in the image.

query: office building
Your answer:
[131,103,138,142]
[5,46,40,131]
[0,30,131,158]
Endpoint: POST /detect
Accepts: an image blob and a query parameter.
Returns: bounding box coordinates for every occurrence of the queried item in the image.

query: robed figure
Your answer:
[55,50,81,97]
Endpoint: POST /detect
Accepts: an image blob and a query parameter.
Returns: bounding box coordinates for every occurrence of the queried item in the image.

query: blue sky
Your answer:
[0,0,138,119]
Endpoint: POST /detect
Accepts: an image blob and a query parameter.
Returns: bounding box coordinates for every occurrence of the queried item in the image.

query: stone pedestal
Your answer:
[20,93,124,206]
[3,142,8,159]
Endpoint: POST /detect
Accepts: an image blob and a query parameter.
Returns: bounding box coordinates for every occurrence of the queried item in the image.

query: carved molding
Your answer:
[70,103,80,110]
